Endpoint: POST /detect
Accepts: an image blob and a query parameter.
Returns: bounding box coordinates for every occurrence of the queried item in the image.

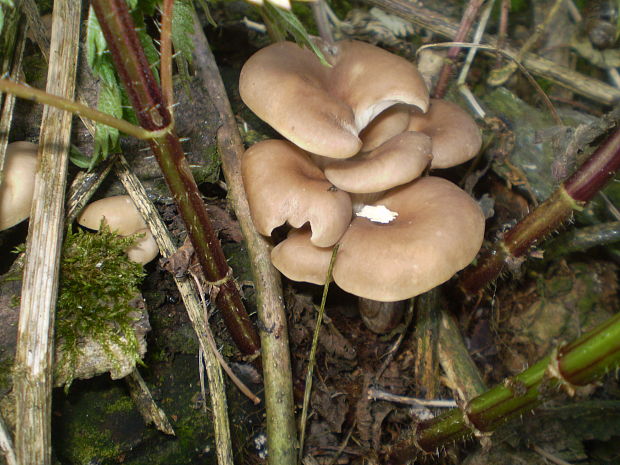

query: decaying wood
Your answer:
[369,0,620,105]
[438,311,487,402]
[13,1,81,464]
[125,369,175,436]
[0,412,16,465]
[114,155,235,465]
[190,15,298,465]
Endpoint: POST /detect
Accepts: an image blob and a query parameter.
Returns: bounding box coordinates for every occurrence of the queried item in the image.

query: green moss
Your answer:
[55,226,146,387]
[192,144,221,185]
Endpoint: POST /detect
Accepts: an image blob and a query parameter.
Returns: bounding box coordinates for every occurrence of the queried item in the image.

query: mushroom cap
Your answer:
[0,141,38,231]
[240,42,360,159]
[78,195,147,235]
[333,176,485,301]
[359,104,412,152]
[242,140,352,247]
[126,228,159,265]
[328,40,429,132]
[407,99,482,169]
[239,40,429,158]
[323,131,432,194]
[271,228,333,285]
[269,177,485,302]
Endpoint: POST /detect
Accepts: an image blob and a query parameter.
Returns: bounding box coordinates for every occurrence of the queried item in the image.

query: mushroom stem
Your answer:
[358,298,404,334]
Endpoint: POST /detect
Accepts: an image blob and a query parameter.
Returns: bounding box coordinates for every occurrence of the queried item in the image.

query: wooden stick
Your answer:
[13,1,81,463]
[189,15,298,465]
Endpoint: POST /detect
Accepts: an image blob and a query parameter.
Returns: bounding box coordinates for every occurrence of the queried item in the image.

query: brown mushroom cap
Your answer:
[242,139,352,247]
[239,40,429,158]
[78,195,159,264]
[328,40,428,132]
[333,176,485,301]
[269,177,485,302]
[407,99,482,169]
[322,131,432,194]
[0,141,38,231]
[78,195,147,235]
[271,228,334,285]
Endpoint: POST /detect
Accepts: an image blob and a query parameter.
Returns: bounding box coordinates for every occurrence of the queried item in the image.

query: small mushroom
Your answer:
[77,195,159,265]
[239,40,429,158]
[242,139,352,247]
[0,141,38,231]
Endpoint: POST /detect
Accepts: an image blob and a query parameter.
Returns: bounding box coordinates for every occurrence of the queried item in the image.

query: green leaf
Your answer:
[262,1,330,67]
[86,7,118,88]
[172,0,195,63]
[91,82,123,168]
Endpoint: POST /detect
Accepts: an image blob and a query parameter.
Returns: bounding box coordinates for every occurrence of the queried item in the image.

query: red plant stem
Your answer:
[160,0,174,114]
[433,0,484,99]
[460,127,620,295]
[91,0,260,356]
[495,0,509,67]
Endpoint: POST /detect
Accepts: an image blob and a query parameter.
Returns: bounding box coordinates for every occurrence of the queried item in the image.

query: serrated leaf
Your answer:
[172,0,195,63]
[86,7,118,88]
[91,83,122,168]
[69,145,92,169]
[262,1,330,67]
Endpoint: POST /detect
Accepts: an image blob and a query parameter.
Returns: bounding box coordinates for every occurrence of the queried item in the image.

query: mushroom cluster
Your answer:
[240,40,485,303]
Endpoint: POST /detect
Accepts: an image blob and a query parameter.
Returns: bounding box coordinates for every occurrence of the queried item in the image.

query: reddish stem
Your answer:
[91,0,260,356]
[433,0,485,99]
[160,0,174,114]
[460,127,620,295]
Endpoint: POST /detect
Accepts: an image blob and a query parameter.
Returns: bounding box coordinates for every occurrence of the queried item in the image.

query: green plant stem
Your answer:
[299,246,339,462]
[459,126,620,295]
[0,78,152,140]
[91,0,260,357]
[384,311,620,463]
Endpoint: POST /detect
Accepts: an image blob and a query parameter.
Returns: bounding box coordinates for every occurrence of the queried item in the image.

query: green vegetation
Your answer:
[55,226,145,387]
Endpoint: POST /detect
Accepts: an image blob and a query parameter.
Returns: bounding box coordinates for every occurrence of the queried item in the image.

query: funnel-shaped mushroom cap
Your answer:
[239,40,429,158]
[407,99,482,169]
[323,131,432,194]
[271,228,333,285]
[242,140,352,247]
[0,141,38,231]
[78,195,147,235]
[334,177,485,301]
